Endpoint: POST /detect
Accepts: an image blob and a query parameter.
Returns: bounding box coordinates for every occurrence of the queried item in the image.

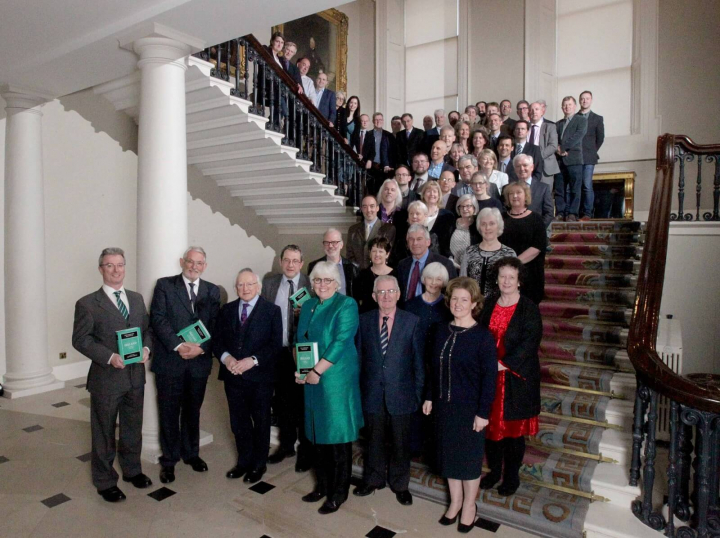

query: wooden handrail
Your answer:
[628,134,720,413]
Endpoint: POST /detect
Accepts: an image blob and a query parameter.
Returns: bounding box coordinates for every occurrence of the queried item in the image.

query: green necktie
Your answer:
[114,291,129,320]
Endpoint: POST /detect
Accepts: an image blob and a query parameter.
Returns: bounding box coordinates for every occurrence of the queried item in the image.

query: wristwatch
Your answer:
[251,356,259,367]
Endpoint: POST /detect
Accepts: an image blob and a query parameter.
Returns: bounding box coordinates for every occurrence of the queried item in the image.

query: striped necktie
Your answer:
[114,291,129,320]
[380,316,389,356]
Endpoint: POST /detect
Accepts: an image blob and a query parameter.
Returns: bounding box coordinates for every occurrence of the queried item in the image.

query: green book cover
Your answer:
[177,320,211,344]
[289,287,312,308]
[295,342,319,379]
[116,327,143,365]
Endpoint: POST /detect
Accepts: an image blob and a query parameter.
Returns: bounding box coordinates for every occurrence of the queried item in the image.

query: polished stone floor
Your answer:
[0,368,537,538]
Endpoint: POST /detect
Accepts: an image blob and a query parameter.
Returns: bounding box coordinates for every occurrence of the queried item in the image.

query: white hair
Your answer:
[407,223,431,240]
[378,179,403,208]
[236,268,262,292]
[476,207,505,236]
[421,261,450,287]
[513,153,533,168]
[456,193,479,214]
[309,261,342,288]
[183,246,206,260]
[373,274,400,293]
[434,109,445,116]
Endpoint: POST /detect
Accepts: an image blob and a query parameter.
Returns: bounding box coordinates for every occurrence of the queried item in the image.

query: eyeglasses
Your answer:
[100,263,125,270]
[374,289,399,297]
[439,177,455,183]
[322,241,342,247]
[183,259,206,267]
[395,173,411,177]
[312,278,335,285]
[458,204,475,210]
[281,258,302,265]
[236,282,258,288]
[472,181,487,186]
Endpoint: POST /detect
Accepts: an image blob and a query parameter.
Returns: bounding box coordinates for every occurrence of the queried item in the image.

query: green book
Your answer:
[295,342,319,379]
[177,320,211,344]
[289,287,312,309]
[116,327,143,365]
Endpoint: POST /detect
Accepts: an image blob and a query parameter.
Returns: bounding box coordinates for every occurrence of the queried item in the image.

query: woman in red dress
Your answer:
[478,256,542,496]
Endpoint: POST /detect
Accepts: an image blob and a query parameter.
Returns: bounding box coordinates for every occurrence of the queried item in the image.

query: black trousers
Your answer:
[156,371,208,468]
[224,377,273,470]
[90,387,144,491]
[364,409,413,492]
[485,436,526,487]
[274,348,312,460]
[313,442,353,504]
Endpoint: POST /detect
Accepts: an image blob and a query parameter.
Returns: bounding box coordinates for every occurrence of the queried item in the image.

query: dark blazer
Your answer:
[350,127,368,155]
[529,121,559,175]
[509,142,544,183]
[479,295,542,421]
[395,128,426,166]
[503,117,517,132]
[504,178,554,229]
[308,256,359,298]
[337,108,360,140]
[423,128,440,156]
[281,57,302,87]
[315,88,337,125]
[581,111,605,165]
[346,219,397,269]
[149,274,221,378]
[356,309,424,416]
[361,129,397,170]
[429,209,456,257]
[213,296,283,384]
[441,193,460,216]
[72,288,151,395]
[556,114,588,166]
[396,251,457,305]
[401,188,421,210]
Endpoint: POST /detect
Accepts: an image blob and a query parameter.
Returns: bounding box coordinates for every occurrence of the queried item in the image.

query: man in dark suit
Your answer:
[72,247,152,503]
[150,246,221,484]
[281,42,303,141]
[423,108,446,154]
[578,91,605,219]
[360,113,398,194]
[394,165,420,209]
[507,154,554,229]
[500,99,517,133]
[397,225,457,305]
[395,113,425,166]
[214,269,283,484]
[314,73,336,126]
[508,121,543,184]
[308,228,359,297]
[262,245,313,470]
[350,114,370,155]
[353,275,424,506]
[346,195,397,269]
[554,96,588,222]
[528,102,559,186]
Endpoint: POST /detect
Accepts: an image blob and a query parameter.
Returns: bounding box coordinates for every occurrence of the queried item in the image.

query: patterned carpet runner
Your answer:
[351,219,643,538]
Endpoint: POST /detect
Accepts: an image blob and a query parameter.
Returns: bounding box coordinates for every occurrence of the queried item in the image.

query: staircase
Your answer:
[94,54,358,235]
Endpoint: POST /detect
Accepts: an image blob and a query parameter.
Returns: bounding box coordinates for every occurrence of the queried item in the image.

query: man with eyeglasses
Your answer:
[308,228,359,297]
[72,247,152,503]
[393,165,419,209]
[453,155,500,200]
[262,246,313,470]
[410,153,430,193]
[214,268,283,484]
[353,275,424,506]
[438,170,459,216]
[149,246,221,485]
[347,195,397,269]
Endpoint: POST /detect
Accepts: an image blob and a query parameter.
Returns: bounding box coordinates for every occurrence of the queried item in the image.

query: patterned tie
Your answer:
[287,279,295,345]
[380,316,389,356]
[114,291,129,320]
[240,302,249,325]
[188,282,197,312]
[516,143,521,155]
[407,261,421,300]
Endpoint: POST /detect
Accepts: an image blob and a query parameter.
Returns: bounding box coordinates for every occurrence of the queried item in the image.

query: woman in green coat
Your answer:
[295,260,363,515]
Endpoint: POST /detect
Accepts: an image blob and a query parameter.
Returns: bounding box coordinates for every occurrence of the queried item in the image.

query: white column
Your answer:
[2,86,64,398]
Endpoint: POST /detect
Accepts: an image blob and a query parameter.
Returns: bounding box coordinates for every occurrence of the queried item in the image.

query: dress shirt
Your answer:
[275,274,301,347]
[220,294,260,364]
[440,193,452,209]
[181,275,201,308]
[428,161,444,178]
[373,129,382,164]
[411,172,429,191]
[407,250,431,297]
[336,259,347,295]
[528,118,544,145]
[301,75,317,103]
[452,182,472,197]
[378,308,396,339]
[499,158,511,173]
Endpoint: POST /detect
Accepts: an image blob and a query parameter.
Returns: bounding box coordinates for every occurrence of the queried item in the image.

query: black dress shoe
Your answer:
[295,459,312,473]
[184,457,208,472]
[98,486,127,503]
[159,466,175,484]
[243,465,267,484]
[395,490,413,505]
[268,448,296,464]
[438,512,458,526]
[497,481,519,496]
[122,473,152,489]
[301,489,326,503]
[226,465,247,479]
[480,472,502,490]
[318,500,341,514]
[458,506,477,533]
[352,483,384,497]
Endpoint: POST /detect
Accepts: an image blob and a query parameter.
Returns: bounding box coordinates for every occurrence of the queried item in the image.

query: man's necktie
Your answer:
[365,222,372,240]
[188,282,197,312]
[380,316,389,356]
[407,261,421,300]
[501,162,506,173]
[287,280,295,345]
[114,291,129,320]
[516,144,522,155]
[240,302,249,325]
[359,131,365,154]
[530,124,538,144]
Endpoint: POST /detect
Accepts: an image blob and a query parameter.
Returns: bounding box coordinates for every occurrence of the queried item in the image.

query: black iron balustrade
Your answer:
[195,35,368,207]
[671,142,720,221]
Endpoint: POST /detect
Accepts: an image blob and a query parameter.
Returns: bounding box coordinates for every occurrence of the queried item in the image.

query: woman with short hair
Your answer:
[478,148,509,194]
[404,262,453,342]
[353,237,396,314]
[449,194,479,269]
[470,172,505,213]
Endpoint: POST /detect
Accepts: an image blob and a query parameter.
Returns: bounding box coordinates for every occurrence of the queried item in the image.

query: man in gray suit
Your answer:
[528,101,559,187]
[346,195,397,269]
[72,247,152,502]
[554,96,588,222]
[262,245,313,471]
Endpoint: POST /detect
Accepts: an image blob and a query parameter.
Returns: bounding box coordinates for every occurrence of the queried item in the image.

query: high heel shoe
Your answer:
[457,505,477,533]
[438,511,459,526]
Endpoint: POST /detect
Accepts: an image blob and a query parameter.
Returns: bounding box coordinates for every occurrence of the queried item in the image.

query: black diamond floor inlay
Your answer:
[52,401,70,408]
[248,481,275,494]
[76,452,92,462]
[476,517,501,532]
[366,526,396,538]
[0,456,9,464]
[75,384,86,389]
[148,487,176,501]
[23,425,43,433]
[41,493,71,508]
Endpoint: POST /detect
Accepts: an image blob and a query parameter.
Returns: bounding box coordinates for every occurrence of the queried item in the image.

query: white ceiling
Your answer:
[0,0,343,98]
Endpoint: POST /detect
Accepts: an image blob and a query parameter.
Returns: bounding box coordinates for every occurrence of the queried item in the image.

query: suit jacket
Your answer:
[440,193,460,216]
[581,111,605,165]
[505,178,554,229]
[400,188,421,210]
[529,121,560,176]
[396,128,426,166]
[503,117,517,132]
[72,288,152,395]
[346,219,397,269]
[356,309,424,415]
[281,57,302,87]
[150,274,221,378]
[423,128,440,156]
[396,252,458,305]
[556,114,588,166]
[315,88,337,125]
[213,296,283,384]
[261,272,312,304]
[509,142,544,183]
[361,129,397,170]
[308,256,359,298]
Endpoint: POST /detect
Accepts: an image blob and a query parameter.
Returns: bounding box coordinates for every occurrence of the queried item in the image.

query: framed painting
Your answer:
[273,8,348,93]
[592,172,635,219]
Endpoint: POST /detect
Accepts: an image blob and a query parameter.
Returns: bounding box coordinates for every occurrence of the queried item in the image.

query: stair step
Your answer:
[584,499,664,538]
[546,256,640,273]
[550,220,644,233]
[541,364,615,393]
[539,302,633,325]
[243,194,347,207]
[598,428,633,466]
[545,269,637,288]
[543,319,628,346]
[591,461,640,507]
[605,399,634,430]
[544,285,636,306]
[547,244,642,258]
[540,338,625,367]
[548,232,644,245]
[227,183,337,197]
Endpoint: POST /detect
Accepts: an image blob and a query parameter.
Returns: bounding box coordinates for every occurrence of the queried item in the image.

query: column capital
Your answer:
[0,85,54,113]
[118,22,205,64]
